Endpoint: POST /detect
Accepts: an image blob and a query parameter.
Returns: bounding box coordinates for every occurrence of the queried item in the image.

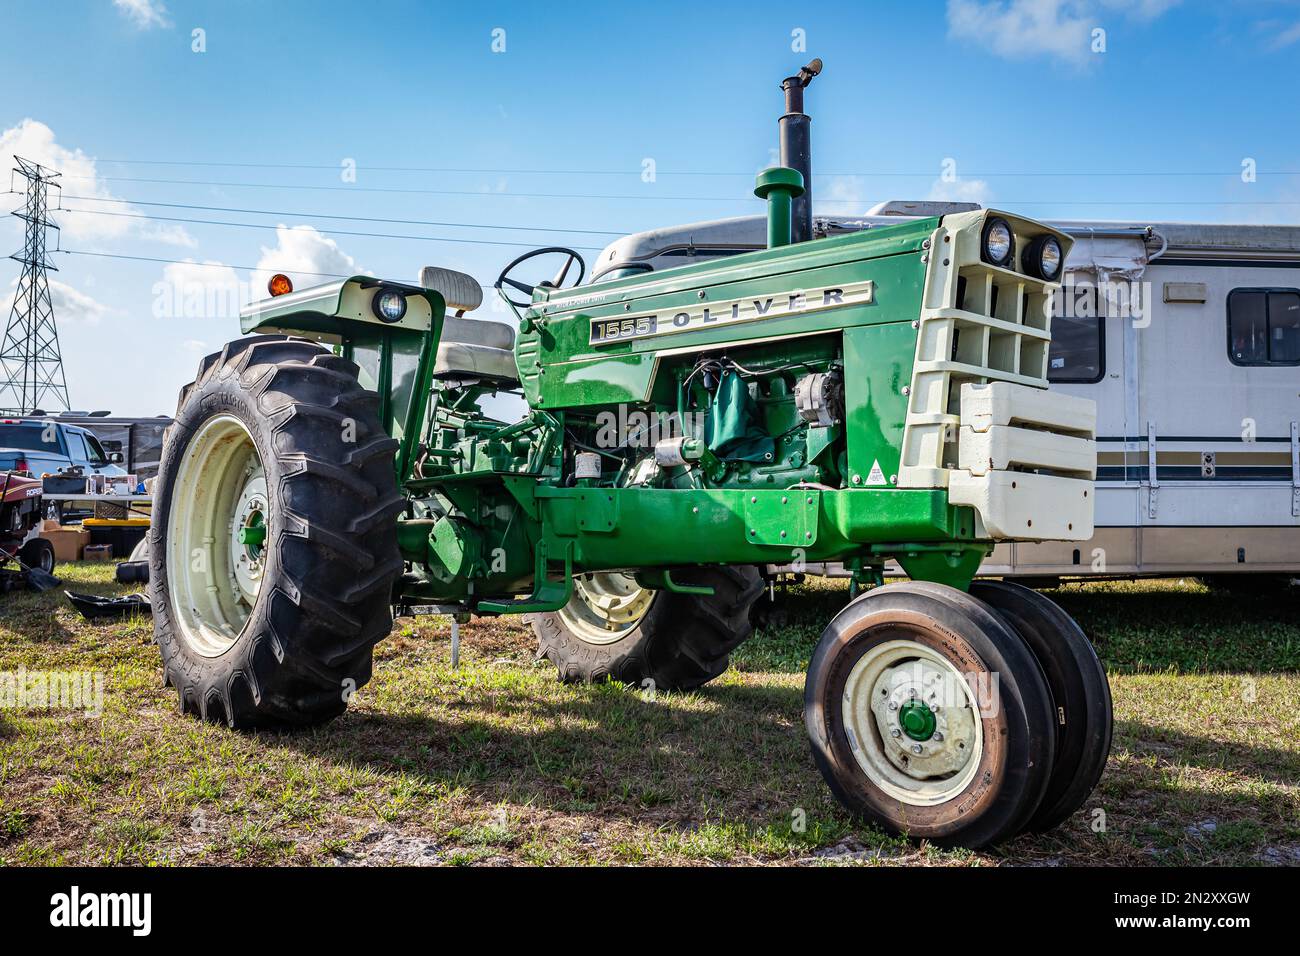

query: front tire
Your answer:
[970,580,1112,832]
[804,581,1056,848]
[531,565,764,691]
[149,336,405,727]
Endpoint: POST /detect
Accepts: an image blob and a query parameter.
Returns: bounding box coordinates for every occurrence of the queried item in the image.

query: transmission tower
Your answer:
[0,156,69,415]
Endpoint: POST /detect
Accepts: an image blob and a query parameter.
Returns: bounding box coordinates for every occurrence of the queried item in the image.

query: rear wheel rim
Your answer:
[558,572,655,645]
[841,637,984,807]
[166,415,267,658]
[32,544,53,572]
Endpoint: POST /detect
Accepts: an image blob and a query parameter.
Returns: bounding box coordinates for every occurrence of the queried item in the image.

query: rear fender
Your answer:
[240,276,445,481]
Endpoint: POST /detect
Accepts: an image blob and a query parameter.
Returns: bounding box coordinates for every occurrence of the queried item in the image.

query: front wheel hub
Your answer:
[842,639,983,806]
[898,699,937,741]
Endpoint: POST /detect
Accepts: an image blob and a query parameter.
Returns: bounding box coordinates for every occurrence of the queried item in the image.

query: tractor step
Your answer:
[476,539,574,614]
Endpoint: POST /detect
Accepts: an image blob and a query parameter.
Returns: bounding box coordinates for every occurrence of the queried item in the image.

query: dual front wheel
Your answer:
[541,570,1111,846]
[805,580,1111,846]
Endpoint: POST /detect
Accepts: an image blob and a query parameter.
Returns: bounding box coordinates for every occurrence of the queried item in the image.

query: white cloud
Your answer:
[113,0,170,29]
[162,259,241,292]
[815,175,869,215]
[928,177,994,205]
[1100,0,1181,20]
[252,225,364,290]
[947,0,1182,65]
[153,259,246,320]
[0,119,194,247]
[2,277,115,326]
[1270,21,1300,50]
[947,0,1093,65]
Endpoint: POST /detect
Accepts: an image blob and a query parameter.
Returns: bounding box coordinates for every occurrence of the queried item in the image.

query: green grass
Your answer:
[0,564,1297,866]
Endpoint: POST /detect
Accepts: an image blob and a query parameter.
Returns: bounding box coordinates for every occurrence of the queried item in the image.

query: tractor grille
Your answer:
[897,210,1096,542]
[898,210,1065,490]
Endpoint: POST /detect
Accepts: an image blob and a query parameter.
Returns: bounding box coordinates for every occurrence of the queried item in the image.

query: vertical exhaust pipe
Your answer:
[779,58,822,244]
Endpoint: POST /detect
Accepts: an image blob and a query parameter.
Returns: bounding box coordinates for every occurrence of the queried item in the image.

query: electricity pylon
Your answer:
[0,156,69,415]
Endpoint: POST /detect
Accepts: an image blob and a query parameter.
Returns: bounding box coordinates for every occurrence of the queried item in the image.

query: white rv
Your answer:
[589,204,1300,583]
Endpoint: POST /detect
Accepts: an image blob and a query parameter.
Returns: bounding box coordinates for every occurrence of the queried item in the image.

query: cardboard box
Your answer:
[83,543,114,562]
[42,526,91,562]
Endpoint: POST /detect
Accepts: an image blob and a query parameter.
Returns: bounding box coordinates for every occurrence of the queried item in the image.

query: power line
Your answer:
[59,193,627,236]
[59,249,349,277]
[58,206,607,251]
[91,158,1300,178]
[57,249,499,289]
[63,174,760,202]
[57,174,1300,206]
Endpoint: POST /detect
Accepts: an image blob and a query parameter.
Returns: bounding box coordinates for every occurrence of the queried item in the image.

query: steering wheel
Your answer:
[494,246,586,308]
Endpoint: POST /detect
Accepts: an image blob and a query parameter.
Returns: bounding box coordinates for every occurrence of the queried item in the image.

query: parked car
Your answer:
[51,413,171,482]
[0,418,128,478]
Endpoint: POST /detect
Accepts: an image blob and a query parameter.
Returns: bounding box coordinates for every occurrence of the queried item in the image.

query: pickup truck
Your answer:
[0,418,128,478]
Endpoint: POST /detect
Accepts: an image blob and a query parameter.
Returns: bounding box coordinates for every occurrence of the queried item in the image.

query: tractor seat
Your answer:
[419,266,519,385]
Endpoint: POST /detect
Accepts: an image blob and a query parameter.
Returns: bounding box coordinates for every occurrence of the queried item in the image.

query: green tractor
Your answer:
[149,61,1110,847]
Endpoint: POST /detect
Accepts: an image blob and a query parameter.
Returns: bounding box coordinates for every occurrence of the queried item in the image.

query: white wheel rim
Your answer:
[165,415,268,658]
[841,639,984,807]
[558,572,656,645]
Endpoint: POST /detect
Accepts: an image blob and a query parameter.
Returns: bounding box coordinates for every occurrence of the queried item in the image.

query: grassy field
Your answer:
[1,563,1297,866]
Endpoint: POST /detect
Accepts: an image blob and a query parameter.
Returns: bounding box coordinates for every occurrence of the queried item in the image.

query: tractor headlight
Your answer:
[1022,234,1064,281]
[372,287,407,323]
[981,217,1014,268]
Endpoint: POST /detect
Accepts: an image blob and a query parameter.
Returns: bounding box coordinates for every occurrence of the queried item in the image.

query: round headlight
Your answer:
[981,217,1014,267]
[372,287,407,323]
[1023,234,1064,281]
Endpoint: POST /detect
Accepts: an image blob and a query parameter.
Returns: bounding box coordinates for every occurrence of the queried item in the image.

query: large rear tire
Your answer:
[531,565,764,691]
[149,336,405,727]
[804,581,1056,848]
[970,580,1112,832]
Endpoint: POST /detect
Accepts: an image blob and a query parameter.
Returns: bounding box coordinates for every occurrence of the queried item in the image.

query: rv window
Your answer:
[1228,288,1300,365]
[1047,314,1104,384]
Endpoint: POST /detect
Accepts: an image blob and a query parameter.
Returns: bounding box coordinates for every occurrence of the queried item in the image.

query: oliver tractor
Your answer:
[149,61,1111,847]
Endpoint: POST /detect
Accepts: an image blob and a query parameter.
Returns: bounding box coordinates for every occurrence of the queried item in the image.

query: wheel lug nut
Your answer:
[912,744,923,754]
[933,732,944,742]
[890,728,901,738]
[887,701,898,711]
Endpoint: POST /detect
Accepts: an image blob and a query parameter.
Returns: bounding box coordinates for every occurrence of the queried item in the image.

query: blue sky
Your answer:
[1,0,1298,415]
